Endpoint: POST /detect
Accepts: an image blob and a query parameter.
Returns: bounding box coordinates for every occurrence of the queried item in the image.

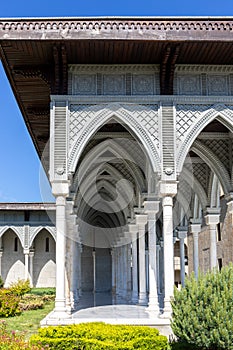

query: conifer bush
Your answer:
[171,263,233,350]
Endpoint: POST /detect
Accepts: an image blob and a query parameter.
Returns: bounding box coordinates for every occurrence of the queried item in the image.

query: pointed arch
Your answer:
[177,104,233,172]
[0,226,23,247]
[68,103,161,173]
[191,140,231,195]
[181,167,208,209]
[30,226,56,247]
[73,139,146,193]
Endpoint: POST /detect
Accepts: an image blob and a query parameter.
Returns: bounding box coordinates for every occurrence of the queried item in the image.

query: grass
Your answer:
[0,288,55,339]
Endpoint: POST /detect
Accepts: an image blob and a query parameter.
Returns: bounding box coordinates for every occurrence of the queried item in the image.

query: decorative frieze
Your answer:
[175,65,233,96]
[68,65,160,96]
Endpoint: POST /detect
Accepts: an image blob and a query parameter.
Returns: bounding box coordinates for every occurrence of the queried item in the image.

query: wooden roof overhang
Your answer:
[1,17,233,161]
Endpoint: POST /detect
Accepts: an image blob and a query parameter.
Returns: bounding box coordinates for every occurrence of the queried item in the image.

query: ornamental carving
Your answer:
[176,104,212,144]
[68,65,160,95]
[177,75,201,95]
[72,74,96,95]
[132,74,155,95]
[207,75,228,96]
[103,74,125,95]
[68,102,160,173]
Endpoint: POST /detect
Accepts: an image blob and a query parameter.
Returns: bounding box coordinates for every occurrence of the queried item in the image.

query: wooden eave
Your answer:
[1,17,233,162]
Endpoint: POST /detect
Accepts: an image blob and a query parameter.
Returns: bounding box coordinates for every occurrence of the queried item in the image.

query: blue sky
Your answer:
[0,0,233,202]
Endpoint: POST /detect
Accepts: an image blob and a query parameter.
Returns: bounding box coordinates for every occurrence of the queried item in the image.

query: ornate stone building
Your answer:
[1,17,233,326]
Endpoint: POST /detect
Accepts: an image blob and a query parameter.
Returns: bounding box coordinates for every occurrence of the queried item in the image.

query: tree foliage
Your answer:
[171,264,233,350]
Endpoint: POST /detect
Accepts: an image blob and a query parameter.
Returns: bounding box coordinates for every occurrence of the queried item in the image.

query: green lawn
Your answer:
[0,300,54,338]
[0,287,55,339]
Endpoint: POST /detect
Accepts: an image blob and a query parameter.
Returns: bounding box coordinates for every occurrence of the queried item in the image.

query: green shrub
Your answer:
[30,322,169,349]
[171,263,233,350]
[9,279,31,296]
[0,289,21,317]
[30,288,55,296]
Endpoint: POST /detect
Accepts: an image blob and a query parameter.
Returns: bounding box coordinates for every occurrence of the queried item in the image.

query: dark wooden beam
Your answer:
[160,45,180,95]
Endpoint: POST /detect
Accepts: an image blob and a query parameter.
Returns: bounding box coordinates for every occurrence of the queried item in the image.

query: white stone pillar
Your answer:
[29,250,34,287]
[160,181,177,317]
[189,221,201,279]
[111,248,116,296]
[178,228,187,287]
[205,208,220,270]
[24,249,29,281]
[144,201,160,313]
[52,181,69,316]
[136,215,148,305]
[156,244,161,295]
[127,243,132,299]
[0,237,3,278]
[129,224,138,303]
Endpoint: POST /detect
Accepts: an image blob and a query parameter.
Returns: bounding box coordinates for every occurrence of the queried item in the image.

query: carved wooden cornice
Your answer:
[1,17,233,41]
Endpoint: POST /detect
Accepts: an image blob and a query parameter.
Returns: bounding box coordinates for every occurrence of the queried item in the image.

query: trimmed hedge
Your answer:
[30,322,169,349]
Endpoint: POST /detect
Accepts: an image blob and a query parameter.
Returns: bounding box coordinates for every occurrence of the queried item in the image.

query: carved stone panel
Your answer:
[72,74,96,95]
[132,74,154,95]
[103,74,125,95]
[207,75,228,96]
[68,65,160,95]
[177,75,201,95]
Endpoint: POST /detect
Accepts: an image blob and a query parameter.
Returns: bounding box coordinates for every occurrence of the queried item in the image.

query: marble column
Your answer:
[129,224,138,303]
[160,181,177,317]
[189,220,201,279]
[144,201,160,313]
[52,180,69,316]
[177,227,187,287]
[0,237,3,278]
[29,250,34,287]
[111,248,116,296]
[136,215,148,305]
[205,208,220,270]
[24,249,29,281]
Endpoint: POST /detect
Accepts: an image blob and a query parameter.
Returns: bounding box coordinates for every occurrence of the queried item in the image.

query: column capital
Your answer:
[143,200,160,216]
[205,207,220,225]
[189,219,202,235]
[23,249,30,255]
[135,214,147,227]
[177,227,187,240]
[51,180,69,197]
[159,181,178,198]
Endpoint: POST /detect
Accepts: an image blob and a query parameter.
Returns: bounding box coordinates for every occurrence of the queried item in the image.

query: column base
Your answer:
[147,295,160,313]
[132,291,138,304]
[160,299,172,319]
[54,298,69,315]
[138,292,147,305]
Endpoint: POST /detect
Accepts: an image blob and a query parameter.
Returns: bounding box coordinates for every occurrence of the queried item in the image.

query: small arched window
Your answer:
[45,237,50,252]
[14,237,18,252]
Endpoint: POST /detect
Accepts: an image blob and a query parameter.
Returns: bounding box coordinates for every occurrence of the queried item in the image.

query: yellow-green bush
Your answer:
[0,289,21,317]
[9,279,31,296]
[30,322,169,349]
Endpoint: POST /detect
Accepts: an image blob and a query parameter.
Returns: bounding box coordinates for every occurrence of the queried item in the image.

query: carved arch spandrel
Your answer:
[68,103,161,174]
[191,140,231,195]
[0,226,24,248]
[29,226,56,247]
[176,104,233,173]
